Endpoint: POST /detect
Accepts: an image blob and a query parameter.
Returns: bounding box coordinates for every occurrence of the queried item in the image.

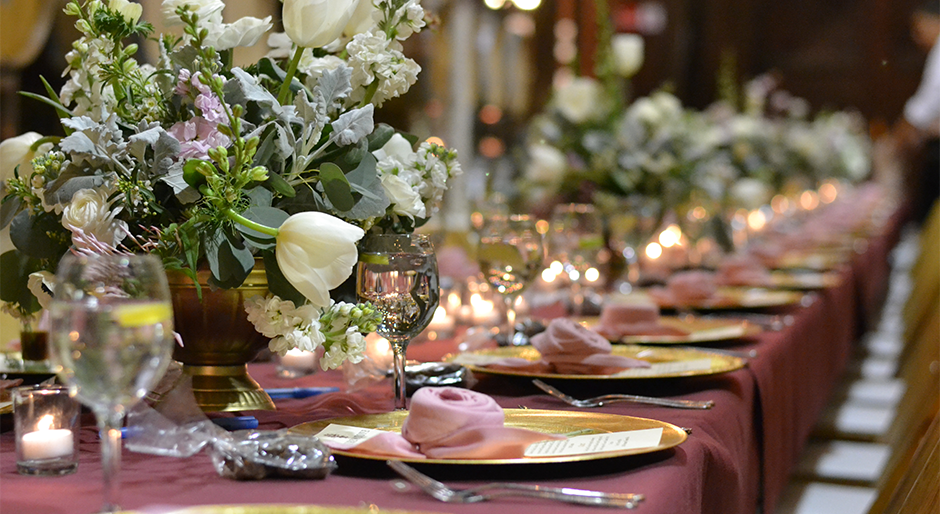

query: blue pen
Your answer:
[211,416,259,431]
[265,387,339,399]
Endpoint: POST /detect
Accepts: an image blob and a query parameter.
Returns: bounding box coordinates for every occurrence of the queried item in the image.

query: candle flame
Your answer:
[659,225,682,248]
[37,414,54,431]
[645,242,663,260]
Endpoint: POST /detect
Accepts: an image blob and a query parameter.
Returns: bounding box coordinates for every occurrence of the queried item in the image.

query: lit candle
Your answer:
[427,305,454,333]
[469,293,497,324]
[21,415,73,461]
[280,348,317,371]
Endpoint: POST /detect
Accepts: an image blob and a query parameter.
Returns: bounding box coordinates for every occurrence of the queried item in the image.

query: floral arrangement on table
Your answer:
[0,0,462,370]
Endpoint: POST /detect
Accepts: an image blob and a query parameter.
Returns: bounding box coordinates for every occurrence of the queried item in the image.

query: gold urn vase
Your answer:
[167,262,275,412]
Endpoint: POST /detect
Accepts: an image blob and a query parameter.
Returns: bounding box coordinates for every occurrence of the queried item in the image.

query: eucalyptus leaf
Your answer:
[367,123,396,151]
[318,162,353,211]
[246,186,274,207]
[44,171,113,207]
[206,230,254,289]
[237,206,288,240]
[0,195,23,230]
[265,170,295,198]
[0,250,43,314]
[10,211,69,260]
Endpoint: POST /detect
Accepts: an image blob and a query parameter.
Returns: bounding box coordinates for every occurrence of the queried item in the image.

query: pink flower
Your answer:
[168,117,231,160]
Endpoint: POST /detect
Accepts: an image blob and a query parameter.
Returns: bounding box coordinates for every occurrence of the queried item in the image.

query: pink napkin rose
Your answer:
[593,302,688,339]
[530,318,651,374]
[715,254,771,287]
[649,271,718,306]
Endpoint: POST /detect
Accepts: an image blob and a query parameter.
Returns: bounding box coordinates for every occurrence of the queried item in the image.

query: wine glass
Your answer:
[356,234,440,410]
[48,254,175,514]
[548,204,605,315]
[477,214,545,345]
[608,196,662,293]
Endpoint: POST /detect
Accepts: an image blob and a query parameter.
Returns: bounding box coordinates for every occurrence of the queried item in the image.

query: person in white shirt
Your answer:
[889,2,940,221]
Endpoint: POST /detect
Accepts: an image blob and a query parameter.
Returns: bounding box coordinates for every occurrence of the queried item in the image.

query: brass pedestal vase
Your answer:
[167,264,275,412]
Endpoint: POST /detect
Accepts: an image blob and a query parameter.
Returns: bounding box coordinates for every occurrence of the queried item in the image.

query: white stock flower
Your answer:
[275,212,365,308]
[283,0,361,48]
[299,54,346,85]
[730,178,772,210]
[206,16,273,50]
[381,173,426,219]
[61,188,128,247]
[346,31,420,106]
[109,0,142,24]
[0,132,43,182]
[525,144,567,183]
[611,34,644,77]
[554,77,603,124]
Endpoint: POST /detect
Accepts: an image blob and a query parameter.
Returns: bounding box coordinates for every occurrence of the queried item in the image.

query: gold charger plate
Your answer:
[648,287,804,310]
[773,250,848,271]
[0,400,11,415]
[119,506,441,514]
[447,344,745,380]
[768,270,842,290]
[577,316,758,344]
[289,409,687,465]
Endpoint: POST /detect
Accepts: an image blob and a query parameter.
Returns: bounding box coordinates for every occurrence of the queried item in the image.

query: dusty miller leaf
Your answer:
[331,104,374,147]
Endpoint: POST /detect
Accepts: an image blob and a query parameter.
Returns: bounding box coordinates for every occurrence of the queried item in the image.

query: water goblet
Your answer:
[48,254,175,513]
[356,234,440,410]
[608,196,662,293]
[477,214,545,345]
[549,204,605,315]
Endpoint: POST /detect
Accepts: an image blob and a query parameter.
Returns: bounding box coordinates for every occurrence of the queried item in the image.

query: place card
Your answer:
[524,428,664,457]
[314,424,388,450]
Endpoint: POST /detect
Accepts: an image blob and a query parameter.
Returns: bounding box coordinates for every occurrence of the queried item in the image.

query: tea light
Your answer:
[427,305,455,333]
[469,293,498,325]
[280,348,317,371]
[21,415,73,461]
[14,384,79,475]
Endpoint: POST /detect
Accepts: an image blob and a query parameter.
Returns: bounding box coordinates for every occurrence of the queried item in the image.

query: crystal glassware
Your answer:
[477,214,545,344]
[356,234,440,410]
[548,204,605,315]
[608,196,662,293]
[48,254,175,513]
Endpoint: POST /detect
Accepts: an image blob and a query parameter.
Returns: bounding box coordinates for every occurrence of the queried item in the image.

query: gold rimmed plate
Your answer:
[577,316,757,344]
[446,345,745,380]
[289,409,687,465]
[768,270,842,290]
[647,287,804,311]
[772,250,848,271]
[118,506,442,514]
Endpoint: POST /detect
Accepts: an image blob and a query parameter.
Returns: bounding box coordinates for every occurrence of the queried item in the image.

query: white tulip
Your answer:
[275,212,365,308]
[525,144,567,183]
[344,0,379,37]
[206,16,274,50]
[611,34,644,77]
[0,132,43,182]
[109,0,143,23]
[283,0,361,49]
[554,77,603,124]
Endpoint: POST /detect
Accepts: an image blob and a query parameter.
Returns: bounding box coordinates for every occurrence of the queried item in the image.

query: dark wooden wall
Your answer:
[561,0,928,127]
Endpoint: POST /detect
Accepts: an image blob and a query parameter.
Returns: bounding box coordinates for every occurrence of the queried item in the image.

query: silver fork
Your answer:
[388,460,643,508]
[533,379,714,410]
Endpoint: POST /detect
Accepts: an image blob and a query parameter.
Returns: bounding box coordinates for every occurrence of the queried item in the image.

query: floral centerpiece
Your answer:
[0,0,461,372]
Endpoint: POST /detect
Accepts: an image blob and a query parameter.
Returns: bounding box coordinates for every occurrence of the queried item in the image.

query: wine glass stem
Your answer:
[391,342,407,410]
[96,408,125,514]
[503,295,517,344]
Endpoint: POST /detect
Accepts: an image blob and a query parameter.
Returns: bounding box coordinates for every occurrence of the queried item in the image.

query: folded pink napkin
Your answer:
[593,302,688,339]
[715,254,771,287]
[531,318,651,374]
[649,271,718,306]
[344,387,561,460]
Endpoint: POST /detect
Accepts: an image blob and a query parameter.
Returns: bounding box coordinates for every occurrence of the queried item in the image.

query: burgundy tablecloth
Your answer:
[0,209,904,514]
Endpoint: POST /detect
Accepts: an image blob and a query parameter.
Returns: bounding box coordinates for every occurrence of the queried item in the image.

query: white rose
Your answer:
[206,16,273,50]
[373,133,415,162]
[554,77,603,124]
[629,97,661,126]
[381,173,426,219]
[283,0,361,49]
[0,132,43,182]
[275,212,364,308]
[611,34,644,77]
[525,144,567,183]
[730,178,773,210]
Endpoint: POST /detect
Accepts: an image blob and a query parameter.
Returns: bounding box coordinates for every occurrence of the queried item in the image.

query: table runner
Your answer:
[0,208,905,514]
